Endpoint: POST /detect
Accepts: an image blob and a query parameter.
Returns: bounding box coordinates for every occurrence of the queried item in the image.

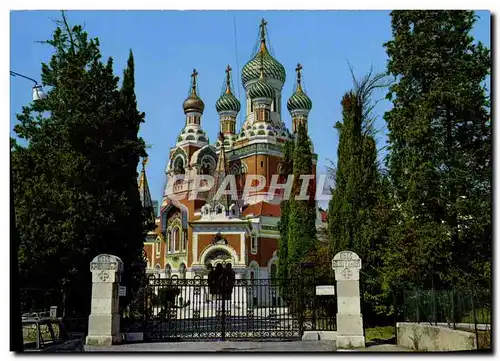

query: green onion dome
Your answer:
[248,78,275,99]
[242,45,286,87]
[241,20,286,87]
[216,65,241,113]
[216,92,240,113]
[287,63,312,112]
[287,87,312,112]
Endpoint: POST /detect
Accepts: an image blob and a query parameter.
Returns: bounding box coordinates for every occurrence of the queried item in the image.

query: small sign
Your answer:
[316,285,335,296]
[119,286,126,297]
[332,259,361,269]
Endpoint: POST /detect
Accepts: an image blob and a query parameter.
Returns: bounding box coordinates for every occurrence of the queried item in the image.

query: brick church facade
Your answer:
[139,19,326,282]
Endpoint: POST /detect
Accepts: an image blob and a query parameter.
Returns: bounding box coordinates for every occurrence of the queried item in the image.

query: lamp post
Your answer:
[10,71,47,101]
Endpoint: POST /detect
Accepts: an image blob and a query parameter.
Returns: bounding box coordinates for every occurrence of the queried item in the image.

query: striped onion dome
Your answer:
[287,88,312,112]
[216,92,241,113]
[287,63,312,112]
[216,65,241,113]
[241,20,286,87]
[248,78,275,99]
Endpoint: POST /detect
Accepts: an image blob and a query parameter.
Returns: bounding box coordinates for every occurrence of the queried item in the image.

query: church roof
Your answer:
[206,133,234,210]
[242,202,281,218]
[138,158,153,210]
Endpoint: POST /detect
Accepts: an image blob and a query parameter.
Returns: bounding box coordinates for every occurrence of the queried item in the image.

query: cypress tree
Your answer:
[277,140,294,296]
[326,69,390,320]
[112,50,152,308]
[383,10,491,290]
[327,69,386,257]
[287,122,317,278]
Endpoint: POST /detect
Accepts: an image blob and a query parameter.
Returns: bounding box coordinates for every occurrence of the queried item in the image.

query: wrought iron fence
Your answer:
[131,275,336,342]
[402,287,491,350]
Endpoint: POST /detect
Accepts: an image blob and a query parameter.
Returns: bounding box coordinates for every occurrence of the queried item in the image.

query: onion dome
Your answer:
[241,19,286,87]
[287,63,312,112]
[183,69,205,114]
[248,54,275,99]
[216,65,241,113]
[248,78,275,99]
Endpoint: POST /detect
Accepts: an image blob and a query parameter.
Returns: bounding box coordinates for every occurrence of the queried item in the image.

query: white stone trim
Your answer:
[240,233,246,265]
[192,233,199,263]
[199,244,240,265]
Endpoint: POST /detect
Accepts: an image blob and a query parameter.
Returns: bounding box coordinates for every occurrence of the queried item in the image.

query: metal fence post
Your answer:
[416,289,420,324]
[451,287,456,329]
[472,284,479,350]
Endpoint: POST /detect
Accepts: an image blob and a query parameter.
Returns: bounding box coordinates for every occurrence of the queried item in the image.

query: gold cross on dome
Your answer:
[295,63,303,82]
[225,65,232,94]
[295,63,303,91]
[191,69,198,89]
[259,18,268,41]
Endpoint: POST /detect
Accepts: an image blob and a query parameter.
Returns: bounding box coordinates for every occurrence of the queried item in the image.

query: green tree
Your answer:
[12,12,150,315]
[326,69,391,321]
[287,122,317,278]
[383,10,491,292]
[277,140,294,297]
[327,69,387,256]
[114,50,153,307]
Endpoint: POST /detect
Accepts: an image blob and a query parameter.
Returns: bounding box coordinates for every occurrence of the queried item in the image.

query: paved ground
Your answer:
[85,341,411,353]
[85,341,337,352]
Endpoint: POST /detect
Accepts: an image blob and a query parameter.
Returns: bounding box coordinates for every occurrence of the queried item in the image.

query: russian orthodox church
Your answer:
[139,19,326,282]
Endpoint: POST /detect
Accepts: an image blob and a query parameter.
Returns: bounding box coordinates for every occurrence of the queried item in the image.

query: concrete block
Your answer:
[337,313,363,335]
[318,331,337,341]
[302,331,320,341]
[337,335,365,349]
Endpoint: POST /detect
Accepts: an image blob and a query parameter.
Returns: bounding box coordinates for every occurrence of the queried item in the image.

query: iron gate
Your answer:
[140,274,336,341]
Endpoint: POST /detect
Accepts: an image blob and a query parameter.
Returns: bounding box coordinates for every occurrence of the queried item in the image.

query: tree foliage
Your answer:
[287,122,317,278]
[326,68,392,318]
[382,10,491,293]
[277,140,294,285]
[11,12,151,315]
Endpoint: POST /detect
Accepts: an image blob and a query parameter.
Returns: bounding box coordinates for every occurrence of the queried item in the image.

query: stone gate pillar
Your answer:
[86,254,123,347]
[332,251,365,348]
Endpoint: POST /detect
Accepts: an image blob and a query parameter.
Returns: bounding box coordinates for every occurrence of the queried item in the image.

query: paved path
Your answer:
[356,344,411,352]
[85,341,337,352]
[85,341,412,353]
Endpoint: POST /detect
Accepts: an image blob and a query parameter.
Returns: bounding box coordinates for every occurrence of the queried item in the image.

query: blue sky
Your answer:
[10,10,491,205]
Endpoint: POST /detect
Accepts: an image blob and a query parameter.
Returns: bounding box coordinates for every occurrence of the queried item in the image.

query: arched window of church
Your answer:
[181,233,187,252]
[167,229,173,253]
[173,157,185,175]
[251,234,258,254]
[172,227,180,252]
[201,156,214,175]
[155,238,161,255]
